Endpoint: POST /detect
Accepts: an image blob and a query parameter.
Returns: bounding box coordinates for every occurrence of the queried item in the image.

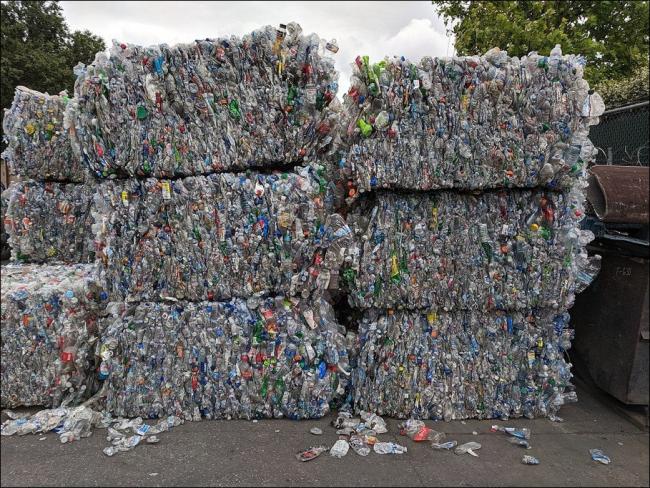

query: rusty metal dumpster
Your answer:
[571,165,649,405]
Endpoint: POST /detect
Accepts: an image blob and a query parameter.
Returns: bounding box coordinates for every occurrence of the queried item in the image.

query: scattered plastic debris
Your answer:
[373,442,407,454]
[522,455,540,465]
[349,435,371,456]
[455,442,482,457]
[431,441,458,451]
[590,449,611,465]
[330,439,350,458]
[296,446,329,462]
[509,437,532,449]
[399,419,445,443]
[310,427,323,435]
[491,426,531,440]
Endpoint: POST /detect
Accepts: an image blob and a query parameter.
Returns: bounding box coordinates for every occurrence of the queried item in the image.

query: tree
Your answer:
[0,0,105,116]
[432,1,649,88]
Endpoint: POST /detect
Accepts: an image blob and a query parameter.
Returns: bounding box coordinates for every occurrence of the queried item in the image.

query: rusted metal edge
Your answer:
[586,166,649,224]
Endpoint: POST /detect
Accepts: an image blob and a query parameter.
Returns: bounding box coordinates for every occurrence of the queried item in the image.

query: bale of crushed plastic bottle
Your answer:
[3,180,95,263]
[343,187,600,311]
[2,86,87,183]
[0,263,109,408]
[96,296,353,420]
[339,46,605,195]
[351,308,579,420]
[72,22,341,179]
[92,165,352,302]
[1,182,10,260]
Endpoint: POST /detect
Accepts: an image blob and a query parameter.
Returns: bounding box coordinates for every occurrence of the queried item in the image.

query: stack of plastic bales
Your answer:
[77,23,354,420]
[71,23,341,178]
[340,46,604,420]
[2,87,95,263]
[1,87,108,409]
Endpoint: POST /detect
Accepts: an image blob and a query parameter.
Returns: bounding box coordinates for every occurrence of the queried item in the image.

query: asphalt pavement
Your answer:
[1,382,648,487]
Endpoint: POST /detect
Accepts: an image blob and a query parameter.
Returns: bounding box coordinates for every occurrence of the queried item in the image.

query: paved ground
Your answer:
[1,382,648,487]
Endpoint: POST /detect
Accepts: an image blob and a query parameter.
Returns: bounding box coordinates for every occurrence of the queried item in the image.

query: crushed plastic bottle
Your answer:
[296,445,329,462]
[71,23,341,179]
[455,441,482,456]
[2,86,87,183]
[1,264,108,408]
[344,188,600,312]
[339,46,604,195]
[373,441,407,454]
[92,166,351,302]
[521,455,540,465]
[491,425,531,440]
[3,180,95,263]
[589,448,611,465]
[349,434,371,456]
[97,296,351,420]
[352,308,580,420]
[431,440,458,450]
[330,439,350,457]
[508,437,532,449]
[399,419,445,443]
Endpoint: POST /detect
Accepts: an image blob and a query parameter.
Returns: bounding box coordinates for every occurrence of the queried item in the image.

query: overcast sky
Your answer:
[60,1,455,95]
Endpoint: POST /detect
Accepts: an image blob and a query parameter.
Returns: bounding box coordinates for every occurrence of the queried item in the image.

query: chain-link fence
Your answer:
[590,101,649,166]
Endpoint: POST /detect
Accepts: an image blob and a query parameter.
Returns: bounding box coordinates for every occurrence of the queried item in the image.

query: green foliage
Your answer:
[433,1,649,87]
[594,65,649,109]
[0,0,105,115]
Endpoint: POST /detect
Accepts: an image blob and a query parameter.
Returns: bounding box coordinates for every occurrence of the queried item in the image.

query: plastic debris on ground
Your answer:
[3,180,95,263]
[92,166,351,302]
[96,297,352,420]
[589,448,611,465]
[432,440,458,450]
[398,419,445,443]
[373,441,407,454]
[72,23,341,179]
[1,264,108,409]
[349,434,371,456]
[0,406,103,438]
[455,441,482,456]
[296,445,329,462]
[344,188,600,311]
[0,405,183,457]
[521,455,540,465]
[339,45,605,195]
[508,437,532,449]
[352,308,579,420]
[491,425,531,439]
[330,439,350,457]
[2,86,87,183]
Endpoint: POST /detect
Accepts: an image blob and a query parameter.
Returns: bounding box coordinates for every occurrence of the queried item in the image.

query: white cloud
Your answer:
[60,1,454,97]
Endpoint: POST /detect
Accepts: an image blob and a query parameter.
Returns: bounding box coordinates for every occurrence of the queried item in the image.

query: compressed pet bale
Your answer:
[3,180,95,263]
[2,87,87,183]
[1,182,10,260]
[72,22,341,179]
[92,165,352,302]
[96,296,352,420]
[339,46,605,195]
[1,264,109,408]
[343,186,600,311]
[351,308,580,421]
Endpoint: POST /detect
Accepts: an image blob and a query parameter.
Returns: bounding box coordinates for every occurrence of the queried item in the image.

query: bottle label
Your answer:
[161,181,171,200]
[121,191,129,207]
